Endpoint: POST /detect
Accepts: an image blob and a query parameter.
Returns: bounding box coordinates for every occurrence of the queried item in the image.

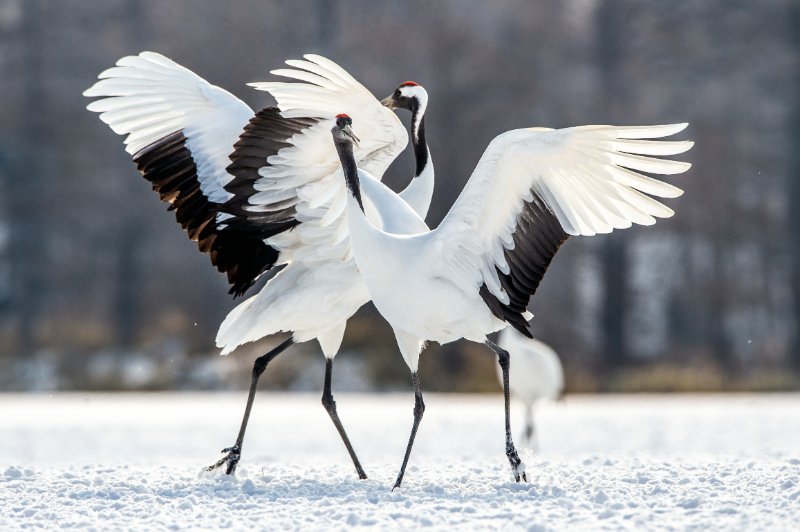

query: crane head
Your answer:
[332,114,360,147]
[381,81,428,112]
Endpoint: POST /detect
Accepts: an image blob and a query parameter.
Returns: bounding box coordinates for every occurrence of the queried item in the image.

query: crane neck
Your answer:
[411,101,429,178]
[399,98,434,219]
[335,140,364,212]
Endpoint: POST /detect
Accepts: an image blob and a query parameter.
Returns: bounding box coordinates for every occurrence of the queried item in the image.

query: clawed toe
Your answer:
[511,466,528,483]
[506,448,527,483]
[206,444,241,474]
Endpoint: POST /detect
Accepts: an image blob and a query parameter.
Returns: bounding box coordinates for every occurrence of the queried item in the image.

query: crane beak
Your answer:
[342,124,360,148]
[381,95,397,109]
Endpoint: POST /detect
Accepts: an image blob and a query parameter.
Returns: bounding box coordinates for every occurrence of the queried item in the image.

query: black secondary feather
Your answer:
[479,193,569,337]
[132,107,320,298]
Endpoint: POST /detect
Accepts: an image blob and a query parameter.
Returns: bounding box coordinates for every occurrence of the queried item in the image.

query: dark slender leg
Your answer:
[321,358,368,479]
[207,336,294,474]
[486,338,527,482]
[392,372,425,490]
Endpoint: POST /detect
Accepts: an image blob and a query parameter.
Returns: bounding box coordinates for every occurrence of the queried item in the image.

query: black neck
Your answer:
[411,102,428,178]
[335,141,364,212]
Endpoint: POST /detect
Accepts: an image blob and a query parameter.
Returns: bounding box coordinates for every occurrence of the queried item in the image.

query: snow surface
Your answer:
[1,392,799,530]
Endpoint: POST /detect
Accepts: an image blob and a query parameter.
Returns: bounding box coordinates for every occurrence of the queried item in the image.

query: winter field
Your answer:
[1,393,799,530]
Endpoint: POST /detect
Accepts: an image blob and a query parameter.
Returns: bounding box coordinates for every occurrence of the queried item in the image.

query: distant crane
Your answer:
[331,114,692,488]
[84,52,434,477]
[496,328,564,451]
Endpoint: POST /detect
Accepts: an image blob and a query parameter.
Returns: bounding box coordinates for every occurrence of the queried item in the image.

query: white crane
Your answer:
[496,327,564,451]
[84,52,434,477]
[331,114,692,488]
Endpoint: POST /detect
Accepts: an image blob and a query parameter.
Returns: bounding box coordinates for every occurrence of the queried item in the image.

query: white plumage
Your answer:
[85,52,434,478]
[84,52,253,203]
[496,328,564,451]
[332,115,692,488]
[218,62,433,355]
[85,52,430,355]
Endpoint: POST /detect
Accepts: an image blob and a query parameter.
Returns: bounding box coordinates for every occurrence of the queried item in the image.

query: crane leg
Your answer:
[392,372,425,490]
[206,336,294,475]
[486,338,527,482]
[321,358,368,479]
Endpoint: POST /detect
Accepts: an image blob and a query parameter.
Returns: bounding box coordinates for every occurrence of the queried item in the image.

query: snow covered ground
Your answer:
[1,392,799,530]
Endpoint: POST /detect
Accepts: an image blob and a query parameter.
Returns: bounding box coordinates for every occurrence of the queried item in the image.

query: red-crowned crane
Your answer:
[84,52,433,477]
[496,327,564,451]
[330,113,692,488]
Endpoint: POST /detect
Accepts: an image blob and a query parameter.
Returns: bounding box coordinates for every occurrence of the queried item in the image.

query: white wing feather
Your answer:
[249,54,407,180]
[84,51,253,203]
[433,123,693,302]
[86,52,423,355]
[242,56,409,268]
[213,54,422,353]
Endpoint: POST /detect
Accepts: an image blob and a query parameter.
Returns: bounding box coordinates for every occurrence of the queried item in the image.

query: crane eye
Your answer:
[394,89,400,98]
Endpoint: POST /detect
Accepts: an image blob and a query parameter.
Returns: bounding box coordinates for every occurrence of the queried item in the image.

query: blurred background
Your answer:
[0,0,797,394]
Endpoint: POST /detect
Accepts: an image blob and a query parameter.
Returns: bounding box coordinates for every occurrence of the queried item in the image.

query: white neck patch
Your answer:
[400,85,428,141]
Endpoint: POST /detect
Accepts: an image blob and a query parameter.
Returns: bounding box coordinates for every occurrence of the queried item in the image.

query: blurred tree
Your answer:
[595,0,630,371]
[789,0,800,369]
[112,0,147,349]
[6,0,47,355]
[0,0,796,390]
[0,167,9,321]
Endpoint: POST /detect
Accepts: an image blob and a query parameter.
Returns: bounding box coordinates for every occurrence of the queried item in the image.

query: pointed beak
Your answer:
[342,124,360,148]
[381,95,396,109]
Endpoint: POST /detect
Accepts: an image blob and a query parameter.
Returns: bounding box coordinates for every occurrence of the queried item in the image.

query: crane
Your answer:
[84,52,433,477]
[330,113,692,488]
[496,327,564,451]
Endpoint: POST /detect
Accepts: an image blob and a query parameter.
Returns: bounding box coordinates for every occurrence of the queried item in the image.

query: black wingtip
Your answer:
[508,313,534,338]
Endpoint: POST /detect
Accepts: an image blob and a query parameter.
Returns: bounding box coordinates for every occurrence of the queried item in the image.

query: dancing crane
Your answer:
[331,114,692,488]
[496,328,564,451]
[84,52,433,477]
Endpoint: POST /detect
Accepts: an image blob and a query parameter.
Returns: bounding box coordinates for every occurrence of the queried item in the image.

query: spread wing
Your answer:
[250,54,407,179]
[430,123,693,333]
[86,52,410,297]
[84,51,252,201]
[223,55,410,270]
[84,52,299,296]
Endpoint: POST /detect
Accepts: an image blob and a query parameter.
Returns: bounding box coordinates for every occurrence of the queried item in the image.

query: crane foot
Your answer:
[206,444,241,475]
